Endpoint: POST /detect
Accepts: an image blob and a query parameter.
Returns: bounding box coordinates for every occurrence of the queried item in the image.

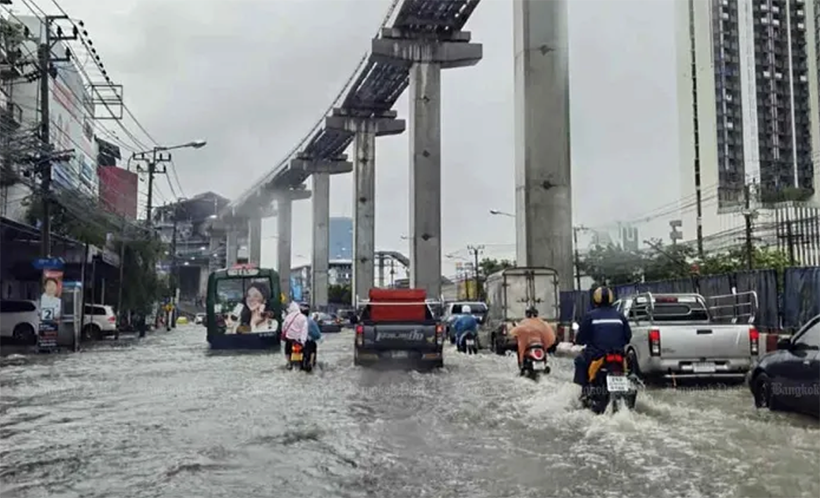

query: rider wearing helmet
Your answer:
[509,306,556,372]
[573,286,632,389]
[453,304,479,351]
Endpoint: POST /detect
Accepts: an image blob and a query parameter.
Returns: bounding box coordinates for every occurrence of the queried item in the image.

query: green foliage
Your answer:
[578,243,645,286]
[478,257,514,277]
[579,240,794,287]
[328,284,351,305]
[118,237,168,315]
[24,192,108,246]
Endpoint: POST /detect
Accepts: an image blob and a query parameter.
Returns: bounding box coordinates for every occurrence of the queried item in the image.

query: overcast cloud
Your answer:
[54,0,679,278]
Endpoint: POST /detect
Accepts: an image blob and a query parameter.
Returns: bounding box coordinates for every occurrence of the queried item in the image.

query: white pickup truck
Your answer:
[616,292,759,381]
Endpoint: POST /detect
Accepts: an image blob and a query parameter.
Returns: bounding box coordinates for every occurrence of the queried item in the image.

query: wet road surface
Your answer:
[1,326,818,498]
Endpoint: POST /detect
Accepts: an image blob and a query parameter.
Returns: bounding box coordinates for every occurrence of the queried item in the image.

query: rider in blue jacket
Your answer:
[453,305,478,350]
[573,286,632,388]
[302,308,322,365]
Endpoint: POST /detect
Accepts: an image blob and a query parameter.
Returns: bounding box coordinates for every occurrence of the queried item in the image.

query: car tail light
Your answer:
[648,329,661,356]
[749,327,759,355]
[355,324,364,346]
[435,324,443,345]
[108,316,117,323]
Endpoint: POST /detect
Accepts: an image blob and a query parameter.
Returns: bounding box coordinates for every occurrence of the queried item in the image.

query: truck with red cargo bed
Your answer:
[353,288,445,369]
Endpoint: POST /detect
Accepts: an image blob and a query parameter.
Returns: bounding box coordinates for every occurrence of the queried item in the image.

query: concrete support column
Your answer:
[276,196,292,301]
[513,0,573,291]
[311,172,330,309]
[289,157,351,309]
[226,229,239,267]
[325,110,404,304]
[248,216,262,266]
[377,253,385,288]
[371,29,482,298]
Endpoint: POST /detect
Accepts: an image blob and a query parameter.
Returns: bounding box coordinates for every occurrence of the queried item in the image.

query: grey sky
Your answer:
[58,0,679,277]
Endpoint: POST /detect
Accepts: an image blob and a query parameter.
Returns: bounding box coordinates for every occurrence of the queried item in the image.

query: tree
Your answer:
[328,284,351,305]
[24,191,108,246]
[579,243,645,286]
[642,240,697,281]
[0,19,25,83]
[118,236,168,315]
[478,257,514,277]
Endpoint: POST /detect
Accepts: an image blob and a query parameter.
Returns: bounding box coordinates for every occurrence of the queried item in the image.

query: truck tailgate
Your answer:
[658,325,751,358]
[365,324,437,350]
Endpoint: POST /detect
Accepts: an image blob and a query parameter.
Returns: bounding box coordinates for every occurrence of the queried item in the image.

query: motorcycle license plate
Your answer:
[465,339,475,346]
[291,352,303,362]
[606,375,631,392]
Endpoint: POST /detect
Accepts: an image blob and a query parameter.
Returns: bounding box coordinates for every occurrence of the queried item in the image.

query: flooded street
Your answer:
[1,326,818,498]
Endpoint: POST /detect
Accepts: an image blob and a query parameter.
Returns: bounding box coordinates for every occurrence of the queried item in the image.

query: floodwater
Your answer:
[1,326,818,498]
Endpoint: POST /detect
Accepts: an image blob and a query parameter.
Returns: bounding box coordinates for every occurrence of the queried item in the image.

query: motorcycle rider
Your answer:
[573,286,632,394]
[282,302,308,359]
[302,306,322,366]
[452,304,479,351]
[509,307,556,371]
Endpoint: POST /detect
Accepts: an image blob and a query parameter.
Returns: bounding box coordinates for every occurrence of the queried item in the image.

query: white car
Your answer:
[195,313,206,325]
[0,300,40,344]
[82,304,118,340]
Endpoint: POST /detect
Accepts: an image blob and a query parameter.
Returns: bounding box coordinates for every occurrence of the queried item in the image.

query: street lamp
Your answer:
[489,209,515,218]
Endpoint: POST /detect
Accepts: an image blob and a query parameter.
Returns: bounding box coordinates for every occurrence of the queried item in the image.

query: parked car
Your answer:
[82,304,118,341]
[314,312,342,333]
[748,314,819,418]
[0,299,40,345]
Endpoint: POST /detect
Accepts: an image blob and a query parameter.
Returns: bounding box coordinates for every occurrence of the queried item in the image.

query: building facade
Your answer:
[676,0,820,253]
[329,217,352,260]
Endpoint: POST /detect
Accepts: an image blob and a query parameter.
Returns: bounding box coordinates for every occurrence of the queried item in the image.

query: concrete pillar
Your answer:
[377,253,385,288]
[225,229,239,267]
[311,172,330,309]
[325,110,405,304]
[276,196,292,302]
[248,216,262,266]
[513,0,573,291]
[371,29,482,298]
[289,157,352,309]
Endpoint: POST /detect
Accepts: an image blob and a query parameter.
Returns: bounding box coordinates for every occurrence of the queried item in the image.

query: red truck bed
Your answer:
[367,288,429,322]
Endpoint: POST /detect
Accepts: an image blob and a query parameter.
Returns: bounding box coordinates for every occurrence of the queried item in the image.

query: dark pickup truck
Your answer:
[353,288,444,369]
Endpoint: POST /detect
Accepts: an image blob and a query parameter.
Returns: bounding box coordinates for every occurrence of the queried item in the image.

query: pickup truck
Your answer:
[616,292,760,381]
[353,288,444,369]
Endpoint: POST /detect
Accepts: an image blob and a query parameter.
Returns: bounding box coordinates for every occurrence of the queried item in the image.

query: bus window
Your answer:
[213,276,279,335]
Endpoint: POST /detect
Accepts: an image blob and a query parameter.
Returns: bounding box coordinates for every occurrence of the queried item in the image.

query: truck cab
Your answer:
[353,288,444,369]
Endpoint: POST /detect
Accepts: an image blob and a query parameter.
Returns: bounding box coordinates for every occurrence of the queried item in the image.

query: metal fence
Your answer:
[559,266,820,332]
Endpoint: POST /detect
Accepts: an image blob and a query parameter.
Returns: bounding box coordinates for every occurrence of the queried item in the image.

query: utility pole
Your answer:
[466,245,484,300]
[136,148,172,225]
[742,183,755,270]
[686,0,705,260]
[573,226,586,290]
[37,15,75,257]
[170,202,180,329]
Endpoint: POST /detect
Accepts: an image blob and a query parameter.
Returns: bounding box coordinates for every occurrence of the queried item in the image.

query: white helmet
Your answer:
[461,304,472,314]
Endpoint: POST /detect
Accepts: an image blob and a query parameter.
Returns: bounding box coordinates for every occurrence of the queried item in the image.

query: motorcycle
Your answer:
[457,330,478,355]
[287,341,314,372]
[581,351,639,414]
[520,343,550,379]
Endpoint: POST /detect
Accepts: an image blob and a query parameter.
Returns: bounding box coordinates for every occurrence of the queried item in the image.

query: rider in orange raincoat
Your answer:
[509,307,557,369]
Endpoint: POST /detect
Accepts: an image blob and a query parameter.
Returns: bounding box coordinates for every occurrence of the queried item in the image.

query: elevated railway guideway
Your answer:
[222,0,483,221]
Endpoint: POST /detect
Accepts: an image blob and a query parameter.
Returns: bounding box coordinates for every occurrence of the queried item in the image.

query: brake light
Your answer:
[605,353,623,362]
[435,324,443,345]
[529,348,544,360]
[749,327,759,355]
[648,328,661,356]
[355,324,364,346]
[108,316,117,322]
